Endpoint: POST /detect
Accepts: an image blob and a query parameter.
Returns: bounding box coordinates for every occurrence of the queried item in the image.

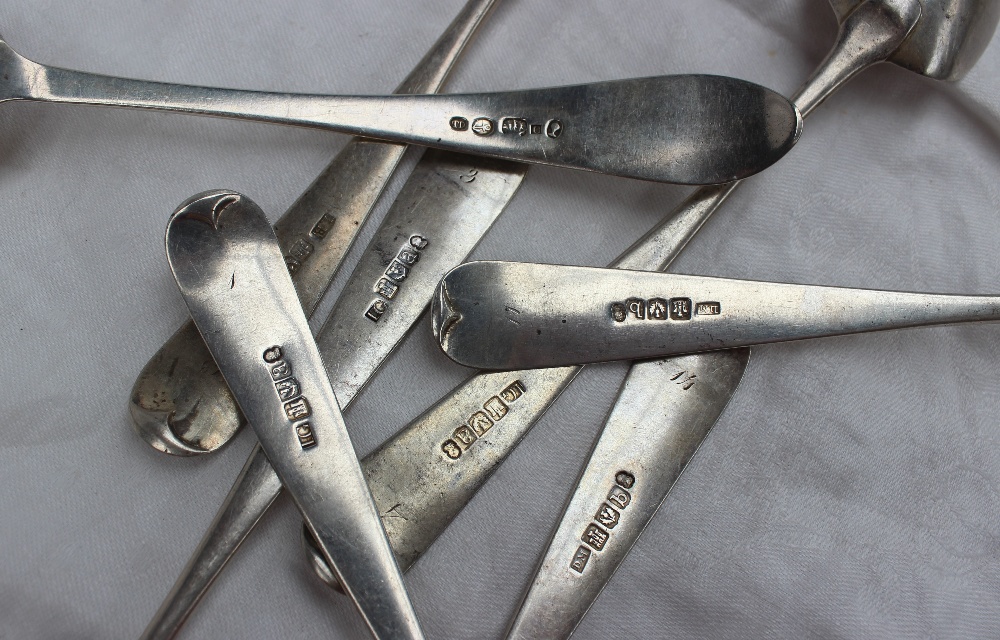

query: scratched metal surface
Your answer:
[1,0,999,638]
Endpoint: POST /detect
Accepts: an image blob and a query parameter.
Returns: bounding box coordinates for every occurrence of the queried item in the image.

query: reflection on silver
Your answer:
[130,0,502,457]
[0,35,801,184]
[434,260,1000,369]
[165,191,422,639]
[506,1,1000,637]
[142,152,525,637]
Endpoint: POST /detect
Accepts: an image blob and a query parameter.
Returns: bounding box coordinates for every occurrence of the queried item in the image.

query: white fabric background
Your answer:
[2,0,999,637]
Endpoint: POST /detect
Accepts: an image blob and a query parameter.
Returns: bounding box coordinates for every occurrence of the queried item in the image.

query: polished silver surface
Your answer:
[434,261,1000,369]
[165,191,422,640]
[129,0,500,457]
[505,1,1000,636]
[143,153,524,637]
[0,35,802,184]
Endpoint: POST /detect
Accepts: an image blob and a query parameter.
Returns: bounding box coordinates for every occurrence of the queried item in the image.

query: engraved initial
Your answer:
[670,371,697,390]
[506,306,522,325]
[382,504,408,521]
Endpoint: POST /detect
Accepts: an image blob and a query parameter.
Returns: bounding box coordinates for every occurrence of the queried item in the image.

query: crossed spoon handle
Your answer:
[434,261,1000,370]
[0,37,800,184]
[131,0,503,457]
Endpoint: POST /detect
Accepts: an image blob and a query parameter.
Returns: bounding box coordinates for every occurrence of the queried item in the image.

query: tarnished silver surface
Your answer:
[830,0,1000,80]
[295,176,748,588]
[506,3,1000,634]
[142,152,524,637]
[309,0,949,602]
[129,0,501,456]
[434,261,1000,369]
[165,191,423,640]
[0,35,802,184]
[505,351,750,639]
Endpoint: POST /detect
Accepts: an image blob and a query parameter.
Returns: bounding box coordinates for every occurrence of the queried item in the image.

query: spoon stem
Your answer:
[2,44,801,184]
[792,0,920,115]
[434,262,1000,370]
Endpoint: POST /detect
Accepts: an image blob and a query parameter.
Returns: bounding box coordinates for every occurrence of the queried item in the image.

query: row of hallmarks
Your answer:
[450,116,562,139]
[441,380,526,460]
[570,471,635,574]
[284,213,337,276]
[263,346,316,450]
[365,235,429,322]
[611,297,721,322]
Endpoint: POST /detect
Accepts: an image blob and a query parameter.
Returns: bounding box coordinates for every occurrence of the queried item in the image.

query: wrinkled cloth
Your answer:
[1,0,999,638]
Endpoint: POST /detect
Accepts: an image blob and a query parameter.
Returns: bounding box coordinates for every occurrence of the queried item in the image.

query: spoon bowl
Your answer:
[829,0,1000,80]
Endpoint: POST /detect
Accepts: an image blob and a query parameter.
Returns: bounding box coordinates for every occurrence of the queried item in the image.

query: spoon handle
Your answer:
[435,261,1000,370]
[129,0,500,457]
[4,35,800,184]
[504,3,929,636]
[166,191,423,640]
[303,0,933,608]
[140,151,523,638]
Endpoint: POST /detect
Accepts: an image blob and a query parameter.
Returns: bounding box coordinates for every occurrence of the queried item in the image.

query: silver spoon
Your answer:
[433,260,1000,369]
[130,0,501,457]
[165,191,423,640]
[503,1,1000,638]
[142,153,525,638]
[0,36,801,185]
[311,0,1000,597]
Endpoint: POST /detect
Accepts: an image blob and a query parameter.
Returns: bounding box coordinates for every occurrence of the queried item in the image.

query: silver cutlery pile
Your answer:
[2,0,1000,638]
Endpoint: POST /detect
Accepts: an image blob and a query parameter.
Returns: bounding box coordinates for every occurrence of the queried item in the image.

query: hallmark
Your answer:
[670,298,692,320]
[285,212,336,274]
[441,380,526,460]
[452,116,561,138]
[570,471,635,573]
[696,301,721,315]
[611,297,720,322]
[283,238,314,275]
[501,117,528,136]
[310,213,336,239]
[365,235,429,322]
[471,118,495,136]
[262,346,316,450]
